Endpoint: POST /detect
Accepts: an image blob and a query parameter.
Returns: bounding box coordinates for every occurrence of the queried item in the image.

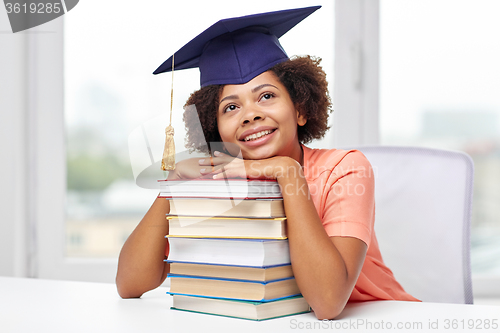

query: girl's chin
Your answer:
[241,149,276,160]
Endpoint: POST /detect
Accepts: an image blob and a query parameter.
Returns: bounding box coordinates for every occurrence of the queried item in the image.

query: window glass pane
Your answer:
[380,0,500,275]
[64,1,335,258]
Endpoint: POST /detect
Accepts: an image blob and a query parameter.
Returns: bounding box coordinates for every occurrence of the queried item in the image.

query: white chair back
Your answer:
[354,146,474,304]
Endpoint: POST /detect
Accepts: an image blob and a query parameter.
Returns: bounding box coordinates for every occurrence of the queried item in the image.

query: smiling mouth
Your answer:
[242,129,276,142]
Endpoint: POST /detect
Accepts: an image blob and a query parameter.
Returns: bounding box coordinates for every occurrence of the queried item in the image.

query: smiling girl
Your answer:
[116,6,418,319]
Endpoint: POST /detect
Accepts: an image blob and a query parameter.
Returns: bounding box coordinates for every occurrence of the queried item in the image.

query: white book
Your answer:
[171,295,310,321]
[166,237,290,267]
[158,179,282,199]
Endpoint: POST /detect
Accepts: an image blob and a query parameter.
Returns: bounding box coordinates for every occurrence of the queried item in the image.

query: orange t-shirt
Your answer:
[302,145,419,302]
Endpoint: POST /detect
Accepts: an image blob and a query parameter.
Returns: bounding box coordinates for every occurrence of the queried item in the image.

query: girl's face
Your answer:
[217,71,306,162]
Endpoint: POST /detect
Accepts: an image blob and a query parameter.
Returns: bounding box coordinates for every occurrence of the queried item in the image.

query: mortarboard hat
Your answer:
[153,5,321,87]
[156,6,321,171]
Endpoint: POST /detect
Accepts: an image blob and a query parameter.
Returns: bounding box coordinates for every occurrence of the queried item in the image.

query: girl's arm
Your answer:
[116,157,207,298]
[116,197,170,298]
[276,158,367,320]
[210,154,368,320]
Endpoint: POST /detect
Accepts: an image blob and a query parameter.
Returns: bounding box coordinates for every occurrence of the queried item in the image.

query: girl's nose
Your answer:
[241,107,266,125]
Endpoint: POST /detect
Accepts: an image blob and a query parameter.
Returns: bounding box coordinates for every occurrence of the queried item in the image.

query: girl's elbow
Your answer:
[117,287,143,299]
[310,294,348,320]
[313,303,344,320]
[116,277,144,299]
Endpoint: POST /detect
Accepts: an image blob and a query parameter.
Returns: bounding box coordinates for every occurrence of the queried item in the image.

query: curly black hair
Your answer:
[183,55,332,154]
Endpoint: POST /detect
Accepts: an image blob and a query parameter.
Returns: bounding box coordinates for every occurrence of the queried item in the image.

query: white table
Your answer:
[1,277,499,333]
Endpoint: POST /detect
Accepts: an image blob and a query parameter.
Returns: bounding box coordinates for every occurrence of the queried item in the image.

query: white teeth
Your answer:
[244,129,273,142]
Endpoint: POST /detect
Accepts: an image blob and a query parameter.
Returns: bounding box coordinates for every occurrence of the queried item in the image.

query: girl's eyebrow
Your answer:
[251,83,279,93]
[219,94,238,104]
[219,84,279,104]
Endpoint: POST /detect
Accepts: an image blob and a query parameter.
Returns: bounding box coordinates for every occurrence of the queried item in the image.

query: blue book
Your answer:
[167,274,300,302]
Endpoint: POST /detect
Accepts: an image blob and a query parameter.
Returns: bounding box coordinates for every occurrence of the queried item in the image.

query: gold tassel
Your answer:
[161,54,176,171]
[161,125,175,171]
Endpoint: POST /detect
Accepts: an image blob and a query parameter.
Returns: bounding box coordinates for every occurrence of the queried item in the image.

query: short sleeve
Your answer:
[319,151,375,247]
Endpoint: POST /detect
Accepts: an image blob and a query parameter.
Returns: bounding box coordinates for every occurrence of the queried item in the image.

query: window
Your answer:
[55,0,335,281]
[380,0,500,295]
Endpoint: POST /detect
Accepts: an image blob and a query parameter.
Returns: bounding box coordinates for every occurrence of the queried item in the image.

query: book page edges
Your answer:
[167,292,302,303]
[169,307,310,321]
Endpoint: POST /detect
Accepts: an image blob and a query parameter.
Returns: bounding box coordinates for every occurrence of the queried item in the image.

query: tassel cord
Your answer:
[161,54,176,171]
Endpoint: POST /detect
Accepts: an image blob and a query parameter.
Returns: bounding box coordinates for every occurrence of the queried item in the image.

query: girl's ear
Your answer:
[296,108,307,126]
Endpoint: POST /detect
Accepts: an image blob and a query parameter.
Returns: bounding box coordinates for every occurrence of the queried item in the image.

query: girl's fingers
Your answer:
[198,152,249,179]
[213,168,241,179]
[198,157,213,166]
[200,162,231,175]
[198,151,240,166]
[212,161,248,179]
[199,167,212,174]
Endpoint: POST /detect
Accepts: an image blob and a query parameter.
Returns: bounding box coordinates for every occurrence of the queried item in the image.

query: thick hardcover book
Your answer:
[158,179,282,199]
[167,216,287,239]
[166,237,290,267]
[167,274,300,302]
[167,198,285,218]
[171,295,310,321]
[168,262,293,282]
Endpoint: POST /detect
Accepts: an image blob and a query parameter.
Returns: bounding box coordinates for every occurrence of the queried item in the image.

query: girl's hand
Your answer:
[197,150,236,177]
[167,157,212,180]
[169,151,246,180]
[201,151,298,180]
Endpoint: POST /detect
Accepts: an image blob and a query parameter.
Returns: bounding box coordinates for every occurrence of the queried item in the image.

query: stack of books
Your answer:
[158,179,310,321]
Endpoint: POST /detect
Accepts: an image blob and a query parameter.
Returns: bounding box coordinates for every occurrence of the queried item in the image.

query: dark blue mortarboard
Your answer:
[153,6,321,87]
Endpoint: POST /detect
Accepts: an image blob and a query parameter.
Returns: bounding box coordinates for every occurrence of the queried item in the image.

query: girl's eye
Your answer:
[261,93,274,101]
[224,104,238,113]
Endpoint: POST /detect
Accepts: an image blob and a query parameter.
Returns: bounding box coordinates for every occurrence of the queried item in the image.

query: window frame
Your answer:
[24,18,118,282]
[0,13,29,277]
